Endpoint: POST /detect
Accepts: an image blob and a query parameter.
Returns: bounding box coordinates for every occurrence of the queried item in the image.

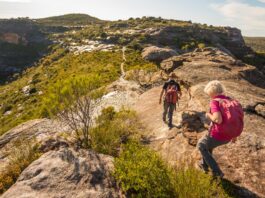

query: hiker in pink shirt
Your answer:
[197,80,244,178]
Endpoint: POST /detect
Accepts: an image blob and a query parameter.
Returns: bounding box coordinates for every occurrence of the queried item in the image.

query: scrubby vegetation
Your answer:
[124,49,158,72]
[114,141,176,197]
[89,107,232,197]
[91,107,142,156]
[36,14,103,26]
[0,138,41,194]
[0,47,120,135]
[114,141,230,198]
[43,76,101,148]
[0,43,157,135]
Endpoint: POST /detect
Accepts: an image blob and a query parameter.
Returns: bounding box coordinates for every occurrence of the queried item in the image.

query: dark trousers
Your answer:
[197,134,229,175]
[163,101,175,125]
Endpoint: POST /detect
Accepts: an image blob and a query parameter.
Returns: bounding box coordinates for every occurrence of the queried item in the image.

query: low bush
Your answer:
[114,141,230,198]
[172,163,229,198]
[90,107,142,157]
[41,75,101,117]
[114,141,176,197]
[0,138,41,194]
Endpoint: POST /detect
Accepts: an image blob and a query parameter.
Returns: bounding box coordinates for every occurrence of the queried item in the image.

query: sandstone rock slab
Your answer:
[141,46,177,63]
[2,148,119,198]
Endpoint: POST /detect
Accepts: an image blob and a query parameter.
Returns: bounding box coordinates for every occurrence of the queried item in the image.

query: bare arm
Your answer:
[206,112,222,124]
[159,89,165,104]
[178,91,182,98]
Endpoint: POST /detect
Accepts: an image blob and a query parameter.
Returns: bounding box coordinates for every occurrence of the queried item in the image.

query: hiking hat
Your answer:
[168,72,177,78]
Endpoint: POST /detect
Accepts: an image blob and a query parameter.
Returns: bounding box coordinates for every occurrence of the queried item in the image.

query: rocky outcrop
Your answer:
[255,103,265,118]
[0,119,70,172]
[125,70,168,88]
[148,26,254,59]
[141,46,177,63]
[160,56,188,73]
[0,18,50,83]
[2,148,119,198]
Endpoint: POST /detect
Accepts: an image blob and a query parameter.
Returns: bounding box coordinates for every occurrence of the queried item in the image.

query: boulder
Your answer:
[160,56,187,73]
[255,104,265,118]
[2,148,119,198]
[125,69,167,87]
[21,85,37,96]
[0,119,70,173]
[22,85,31,96]
[141,46,177,63]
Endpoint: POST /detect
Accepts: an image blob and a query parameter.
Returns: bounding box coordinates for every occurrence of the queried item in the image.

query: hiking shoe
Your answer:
[168,123,173,129]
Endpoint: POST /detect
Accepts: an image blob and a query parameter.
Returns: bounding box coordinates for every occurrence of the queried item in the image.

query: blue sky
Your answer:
[0,0,264,36]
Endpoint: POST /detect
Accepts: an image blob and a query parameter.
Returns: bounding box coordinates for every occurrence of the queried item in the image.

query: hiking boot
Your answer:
[168,123,173,129]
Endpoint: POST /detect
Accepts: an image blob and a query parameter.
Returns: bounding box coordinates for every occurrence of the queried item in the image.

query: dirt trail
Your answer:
[120,46,126,80]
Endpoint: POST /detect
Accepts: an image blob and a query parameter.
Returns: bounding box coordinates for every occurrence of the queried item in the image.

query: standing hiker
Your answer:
[197,80,244,178]
[159,72,182,128]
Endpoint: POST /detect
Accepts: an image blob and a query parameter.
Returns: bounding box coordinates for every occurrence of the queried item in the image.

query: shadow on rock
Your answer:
[181,111,207,146]
[220,178,259,198]
[239,69,265,89]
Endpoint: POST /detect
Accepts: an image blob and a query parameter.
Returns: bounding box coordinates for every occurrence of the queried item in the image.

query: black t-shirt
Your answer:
[163,80,181,92]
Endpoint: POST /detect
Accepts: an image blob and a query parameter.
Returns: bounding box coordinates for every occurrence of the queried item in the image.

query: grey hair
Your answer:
[204,80,225,95]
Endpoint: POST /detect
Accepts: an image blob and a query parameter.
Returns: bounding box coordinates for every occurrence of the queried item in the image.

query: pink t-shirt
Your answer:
[209,95,231,142]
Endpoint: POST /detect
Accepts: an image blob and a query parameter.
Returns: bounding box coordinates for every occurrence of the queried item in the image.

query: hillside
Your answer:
[0,14,265,198]
[244,37,265,52]
[0,16,256,135]
[36,13,103,26]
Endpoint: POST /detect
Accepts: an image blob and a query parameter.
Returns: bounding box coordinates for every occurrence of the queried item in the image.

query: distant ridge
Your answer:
[36,13,103,26]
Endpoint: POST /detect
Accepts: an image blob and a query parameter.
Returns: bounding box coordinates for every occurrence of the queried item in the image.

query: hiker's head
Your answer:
[204,80,225,98]
[168,72,177,80]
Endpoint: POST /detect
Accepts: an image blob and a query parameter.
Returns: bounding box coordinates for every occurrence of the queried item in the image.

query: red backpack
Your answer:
[214,98,244,138]
[165,84,178,104]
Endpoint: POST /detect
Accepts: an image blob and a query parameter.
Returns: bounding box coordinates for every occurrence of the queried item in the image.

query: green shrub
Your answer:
[172,164,229,198]
[41,74,103,117]
[91,107,141,156]
[114,141,230,198]
[114,141,176,197]
[124,50,158,72]
[198,43,206,49]
[0,138,41,194]
[89,87,107,100]
[42,75,98,148]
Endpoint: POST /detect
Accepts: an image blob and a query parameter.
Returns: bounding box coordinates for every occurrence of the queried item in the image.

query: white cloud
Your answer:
[0,0,31,2]
[211,1,265,36]
[258,0,265,3]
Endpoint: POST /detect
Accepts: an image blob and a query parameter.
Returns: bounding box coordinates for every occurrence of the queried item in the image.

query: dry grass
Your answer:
[0,138,41,194]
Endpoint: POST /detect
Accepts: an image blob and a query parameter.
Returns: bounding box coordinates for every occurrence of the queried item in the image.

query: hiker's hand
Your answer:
[206,112,211,119]
[231,137,237,143]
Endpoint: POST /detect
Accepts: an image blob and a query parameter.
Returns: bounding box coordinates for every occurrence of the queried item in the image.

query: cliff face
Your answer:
[147,26,253,59]
[0,19,50,83]
[0,19,48,44]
